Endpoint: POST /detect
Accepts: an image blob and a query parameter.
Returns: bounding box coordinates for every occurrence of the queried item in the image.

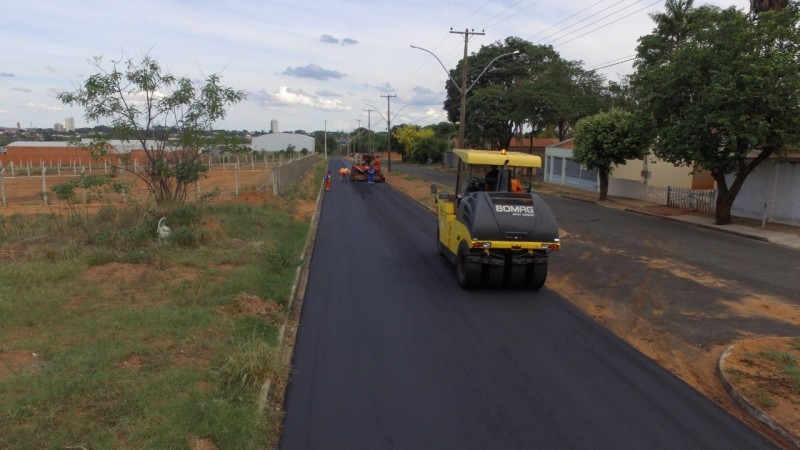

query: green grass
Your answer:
[754,388,778,409]
[0,168,319,449]
[759,349,800,391]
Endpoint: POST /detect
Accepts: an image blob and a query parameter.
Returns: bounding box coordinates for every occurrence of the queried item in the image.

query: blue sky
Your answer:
[1,0,749,133]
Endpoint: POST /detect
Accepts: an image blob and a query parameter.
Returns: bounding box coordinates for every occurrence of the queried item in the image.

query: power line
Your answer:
[550,0,663,47]
[527,0,608,40]
[452,0,495,29]
[533,0,629,43]
[588,57,636,71]
[477,0,541,30]
[541,0,648,46]
[585,54,636,70]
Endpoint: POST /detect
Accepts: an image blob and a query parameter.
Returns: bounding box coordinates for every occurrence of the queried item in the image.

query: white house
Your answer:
[544,139,800,226]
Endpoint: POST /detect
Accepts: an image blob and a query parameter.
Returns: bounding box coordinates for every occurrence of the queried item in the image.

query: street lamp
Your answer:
[410,44,519,149]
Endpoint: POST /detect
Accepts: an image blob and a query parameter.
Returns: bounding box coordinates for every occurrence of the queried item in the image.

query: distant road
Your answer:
[280,157,775,449]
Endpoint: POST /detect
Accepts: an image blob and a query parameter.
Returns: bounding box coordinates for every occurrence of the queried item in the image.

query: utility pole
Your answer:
[355,119,362,153]
[381,94,396,172]
[450,28,484,149]
[363,108,374,151]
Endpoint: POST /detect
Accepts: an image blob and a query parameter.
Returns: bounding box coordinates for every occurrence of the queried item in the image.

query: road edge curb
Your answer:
[257,171,325,417]
[624,207,772,242]
[718,341,800,448]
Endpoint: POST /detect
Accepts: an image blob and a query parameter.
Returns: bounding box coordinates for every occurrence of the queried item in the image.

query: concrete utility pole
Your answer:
[355,119,362,153]
[381,94,397,172]
[363,108,374,151]
[450,28,484,149]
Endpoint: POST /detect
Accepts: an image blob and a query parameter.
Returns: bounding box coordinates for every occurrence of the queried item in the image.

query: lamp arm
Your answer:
[410,45,462,92]
[465,50,519,94]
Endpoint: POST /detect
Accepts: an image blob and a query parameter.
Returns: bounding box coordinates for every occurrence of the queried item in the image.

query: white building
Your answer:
[65,117,75,132]
[251,133,315,153]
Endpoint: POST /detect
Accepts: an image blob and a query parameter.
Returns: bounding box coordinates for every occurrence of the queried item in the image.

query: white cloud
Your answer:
[1,0,752,131]
[22,102,63,111]
[283,64,345,80]
[251,87,350,111]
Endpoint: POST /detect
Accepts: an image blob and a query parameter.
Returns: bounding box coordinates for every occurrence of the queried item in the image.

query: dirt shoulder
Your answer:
[384,169,800,448]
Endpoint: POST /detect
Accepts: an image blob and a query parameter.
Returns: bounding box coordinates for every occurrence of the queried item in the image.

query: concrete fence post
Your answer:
[41,167,48,205]
[1,168,6,207]
[235,163,240,197]
[81,167,87,204]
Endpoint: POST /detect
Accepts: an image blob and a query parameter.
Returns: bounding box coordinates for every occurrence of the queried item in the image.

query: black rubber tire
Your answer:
[486,264,505,289]
[456,242,481,289]
[524,262,548,290]
[507,265,527,288]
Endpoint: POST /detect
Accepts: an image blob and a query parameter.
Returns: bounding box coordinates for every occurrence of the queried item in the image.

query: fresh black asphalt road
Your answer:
[280,158,775,449]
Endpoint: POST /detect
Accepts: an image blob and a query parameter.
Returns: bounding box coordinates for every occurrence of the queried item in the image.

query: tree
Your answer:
[393,125,433,161]
[311,130,337,155]
[650,0,694,46]
[57,54,245,206]
[751,0,789,16]
[410,136,448,164]
[444,37,552,149]
[443,37,607,148]
[632,3,800,224]
[573,109,645,200]
[519,59,607,142]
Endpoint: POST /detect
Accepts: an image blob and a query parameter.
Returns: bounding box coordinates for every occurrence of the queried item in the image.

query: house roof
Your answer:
[508,137,560,148]
[546,138,575,149]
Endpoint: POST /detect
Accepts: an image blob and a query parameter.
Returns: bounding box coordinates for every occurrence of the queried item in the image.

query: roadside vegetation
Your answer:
[0,162,324,449]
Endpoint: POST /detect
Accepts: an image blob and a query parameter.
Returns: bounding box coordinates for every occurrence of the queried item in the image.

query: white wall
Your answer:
[729,161,800,226]
[613,155,694,189]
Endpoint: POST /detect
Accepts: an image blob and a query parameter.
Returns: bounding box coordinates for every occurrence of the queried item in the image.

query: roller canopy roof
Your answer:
[453,149,542,168]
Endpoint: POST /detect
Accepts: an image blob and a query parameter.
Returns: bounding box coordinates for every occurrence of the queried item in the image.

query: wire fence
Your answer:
[643,184,717,213]
[0,153,320,208]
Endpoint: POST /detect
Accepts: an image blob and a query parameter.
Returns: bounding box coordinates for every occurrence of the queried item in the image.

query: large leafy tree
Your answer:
[58,54,245,206]
[444,37,557,149]
[632,3,800,224]
[521,59,607,142]
[443,37,606,148]
[574,109,645,200]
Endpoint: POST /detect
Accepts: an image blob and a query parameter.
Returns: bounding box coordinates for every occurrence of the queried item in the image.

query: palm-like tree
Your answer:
[650,0,694,46]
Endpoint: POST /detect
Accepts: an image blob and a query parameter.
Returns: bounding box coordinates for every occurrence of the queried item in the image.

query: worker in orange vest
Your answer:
[324,170,332,191]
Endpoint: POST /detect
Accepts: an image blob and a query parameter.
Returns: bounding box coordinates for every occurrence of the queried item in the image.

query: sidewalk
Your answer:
[539,183,800,251]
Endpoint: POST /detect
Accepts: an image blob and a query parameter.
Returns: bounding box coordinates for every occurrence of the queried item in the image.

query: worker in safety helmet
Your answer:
[368,164,375,185]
